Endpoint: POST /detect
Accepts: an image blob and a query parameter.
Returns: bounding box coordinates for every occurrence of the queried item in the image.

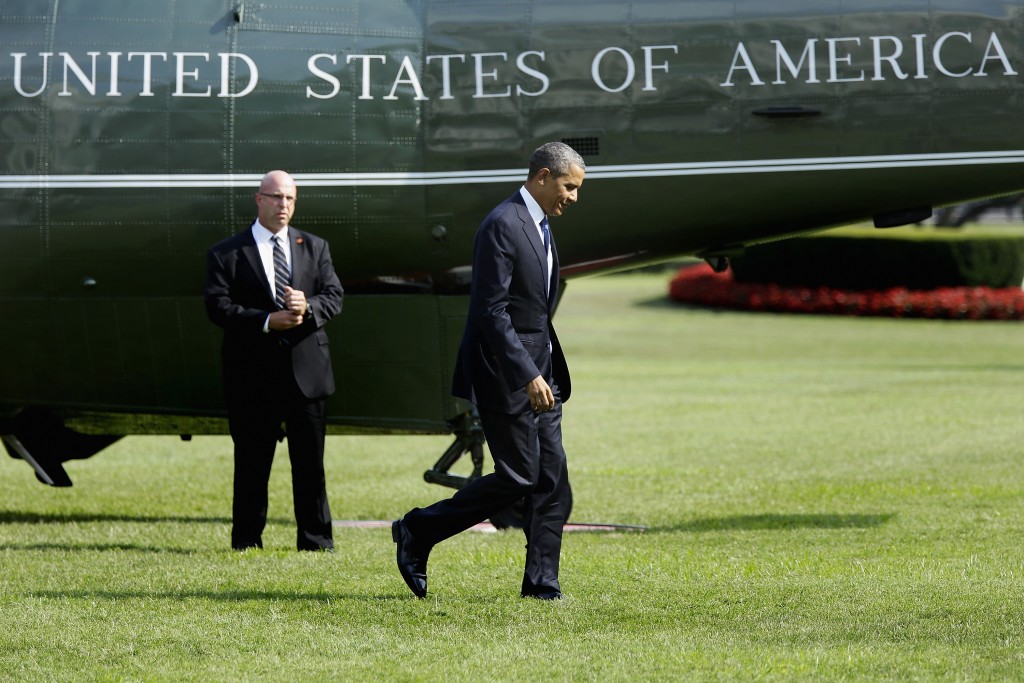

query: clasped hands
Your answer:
[268,286,309,330]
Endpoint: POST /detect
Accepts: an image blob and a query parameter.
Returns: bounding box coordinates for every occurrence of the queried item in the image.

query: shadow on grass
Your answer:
[0,511,267,525]
[635,295,757,315]
[0,542,198,554]
[29,589,404,603]
[658,512,894,533]
[635,296,679,310]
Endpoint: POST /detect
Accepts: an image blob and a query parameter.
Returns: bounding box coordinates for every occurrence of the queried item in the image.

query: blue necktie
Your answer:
[540,216,551,296]
[272,235,290,310]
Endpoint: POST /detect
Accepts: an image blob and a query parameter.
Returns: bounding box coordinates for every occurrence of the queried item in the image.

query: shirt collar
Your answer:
[251,219,288,243]
[518,186,546,228]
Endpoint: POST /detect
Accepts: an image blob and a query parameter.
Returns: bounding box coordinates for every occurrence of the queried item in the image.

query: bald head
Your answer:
[255,170,297,232]
[260,170,295,193]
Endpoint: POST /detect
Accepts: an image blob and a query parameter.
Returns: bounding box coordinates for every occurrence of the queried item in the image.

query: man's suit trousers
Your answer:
[227,360,332,551]
[404,402,572,595]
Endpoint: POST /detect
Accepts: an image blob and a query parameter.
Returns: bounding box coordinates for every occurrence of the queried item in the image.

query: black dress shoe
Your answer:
[392,518,429,598]
[522,590,562,601]
[232,540,262,551]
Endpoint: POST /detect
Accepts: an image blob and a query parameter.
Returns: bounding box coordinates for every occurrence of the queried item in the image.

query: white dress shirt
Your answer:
[518,186,552,296]
[252,219,292,285]
[251,220,292,332]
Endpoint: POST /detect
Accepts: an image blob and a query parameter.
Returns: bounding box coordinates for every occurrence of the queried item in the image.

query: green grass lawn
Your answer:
[2,273,1022,681]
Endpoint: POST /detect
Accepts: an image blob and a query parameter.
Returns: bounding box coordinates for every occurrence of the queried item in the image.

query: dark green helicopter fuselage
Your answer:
[2,1,1023,481]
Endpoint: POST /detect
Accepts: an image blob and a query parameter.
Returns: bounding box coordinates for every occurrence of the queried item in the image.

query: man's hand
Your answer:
[268,309,304,330]
[526,375,554,412]
[267,287,311,330]
[282,286,308,316]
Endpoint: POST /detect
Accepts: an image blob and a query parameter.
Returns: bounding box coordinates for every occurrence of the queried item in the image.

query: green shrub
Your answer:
[730,229,1024,290]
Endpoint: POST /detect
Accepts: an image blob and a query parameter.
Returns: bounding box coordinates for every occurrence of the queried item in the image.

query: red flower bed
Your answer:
[669,264,1024,320]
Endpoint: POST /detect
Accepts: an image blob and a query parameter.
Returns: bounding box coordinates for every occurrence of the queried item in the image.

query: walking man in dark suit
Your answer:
[205,170,343,551]
[393,142,585,599]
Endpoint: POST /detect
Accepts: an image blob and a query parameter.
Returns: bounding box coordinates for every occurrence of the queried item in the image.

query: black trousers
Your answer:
[405,402,572,594]
[226,365,332,551]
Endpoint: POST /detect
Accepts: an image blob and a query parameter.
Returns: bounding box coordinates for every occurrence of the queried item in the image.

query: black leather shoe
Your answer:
[522,590,562,601]
[392,518,429,598]
[232,540,262,551]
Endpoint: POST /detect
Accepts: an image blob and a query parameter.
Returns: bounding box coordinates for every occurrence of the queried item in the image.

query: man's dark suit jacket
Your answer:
[205,225,344,400]
[452,191,570,414]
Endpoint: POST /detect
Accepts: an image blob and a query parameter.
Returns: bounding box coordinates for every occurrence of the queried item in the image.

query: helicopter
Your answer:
[2,0,1023,489]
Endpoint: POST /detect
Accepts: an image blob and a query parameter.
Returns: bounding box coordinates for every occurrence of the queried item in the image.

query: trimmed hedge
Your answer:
[729,230,1024,290]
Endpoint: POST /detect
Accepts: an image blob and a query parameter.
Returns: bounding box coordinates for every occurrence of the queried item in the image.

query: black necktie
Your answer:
[272,235,289,310]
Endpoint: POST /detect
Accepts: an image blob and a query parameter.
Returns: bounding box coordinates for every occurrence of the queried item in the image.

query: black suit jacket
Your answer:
[204,225,343,400]
[452,191,571,414]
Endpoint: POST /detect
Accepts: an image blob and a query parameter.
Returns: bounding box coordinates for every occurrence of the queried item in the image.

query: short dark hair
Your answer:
[528,141,585,179]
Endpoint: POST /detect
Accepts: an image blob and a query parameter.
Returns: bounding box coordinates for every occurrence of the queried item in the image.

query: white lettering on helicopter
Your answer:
[9,52,258,98]
[720,31,1016,86]
[307,51,551,100]
[5,31,1016,100]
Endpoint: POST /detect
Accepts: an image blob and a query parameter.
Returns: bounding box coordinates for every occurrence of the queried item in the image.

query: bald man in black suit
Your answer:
[205,170,343,551]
